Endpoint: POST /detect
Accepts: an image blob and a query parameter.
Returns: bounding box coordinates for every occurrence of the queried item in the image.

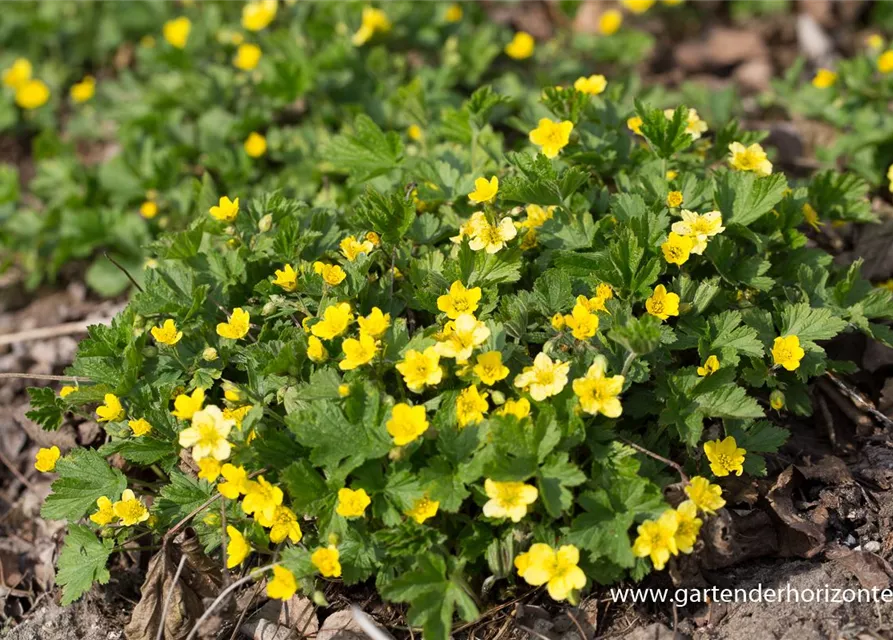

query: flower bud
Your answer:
[770,390,785,410]
[202,347,219,361]
[142,346,158,359]
[258,214,273,233]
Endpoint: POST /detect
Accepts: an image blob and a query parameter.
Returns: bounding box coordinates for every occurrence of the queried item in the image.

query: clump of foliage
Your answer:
[0,0,663,295]
[28,69,893,636]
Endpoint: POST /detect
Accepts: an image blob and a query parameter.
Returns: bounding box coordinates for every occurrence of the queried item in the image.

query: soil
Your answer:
[5,2,893,640]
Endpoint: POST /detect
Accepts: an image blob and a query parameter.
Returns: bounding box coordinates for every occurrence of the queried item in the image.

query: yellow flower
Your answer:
[520,204,556,229]
[242,0,278,31]
[632,509,679,570]
[696,355,720,377]
[671,210,724,254]
[226,526,251,568]
[172,388,205,420]
[242,476,283,523]
[386,403,429,446]
[551,313,566,330]
[451,211,488,244]
[704,435,746,477]
[266,505,302,543]
[244,131,267,157]
[272,264,297,292]
[218,464,251,499]
[514,353,570,401]
[445,3,463,22]
[515,544,586,602]
[573,355,624,418]
[15,79,50,110]
[312,546,342,577]
[96,394,125,422]
[151,319,183,345]
[437,281,482,319]
[306,335,328,363]
[352,6,391,46]
[867,34,884,50]
[564,303,599,340]
[406,495,439,524]
[622,0,655,13]
[664,107,708,140]
[728,142,772,177]
[338,384,350,398]
[666,170,678,180]
[878,50,893,74]
[140,201,158,219]
[178,405,235,461]
[483,479,538,522]
[197,457,221,481]
[661,232,694,266]
[209,196,239,222]
[113,489,150,526]
[627,115,643,135]
[70,75,96,103]
[128,418,153,437]
[473,351,509,386]
[497,397,531,419]
[468,176,499,204]
[340,332,378,370]
[163,17,191,49]
[436,314,491,363]
[217,308,250,340]
[366,231,381,246]
[357,307,390,339]
[771,335,805,371]
[407,124,423,141]
[469,217,517,254]
[35,446,60,472]
[267,566,297,601]
[311,302,353,340]
[336,487,371,518]
[574,74,607,96]
[812,68,837,89]
[396,347,444,392]
[529,118,573,159]
[3,58,32,89]
[599,9,623,35]
[645,285,680,321]
[60,386,76,399]
[456,385,489,427]
[313,261,347,286]
[674,501,703,554]
[505,32,535,60]
[340,235,375,261]
[90,496,116,526]
[223,405,252,429]
[684,476,726,514]
[666,191,683,208]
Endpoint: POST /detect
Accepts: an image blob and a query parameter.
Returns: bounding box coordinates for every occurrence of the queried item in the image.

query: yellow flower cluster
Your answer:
[661,209,725,265]
[3,58,50,110]
[89,489,150,527]
[515,543,586,602]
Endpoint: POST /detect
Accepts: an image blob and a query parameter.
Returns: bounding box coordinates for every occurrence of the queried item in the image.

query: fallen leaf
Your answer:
[766,466,827,558]
[826,545,893,590]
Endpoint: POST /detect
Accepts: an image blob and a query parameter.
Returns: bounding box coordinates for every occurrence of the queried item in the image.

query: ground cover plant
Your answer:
[0,0,663,295]
[28,69,893,640]
[8,2,893,639]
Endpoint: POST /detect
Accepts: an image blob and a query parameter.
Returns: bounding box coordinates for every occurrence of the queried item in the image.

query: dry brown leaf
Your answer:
[124,545,204,640]
[826,544,893,590]
[766,466,827,558]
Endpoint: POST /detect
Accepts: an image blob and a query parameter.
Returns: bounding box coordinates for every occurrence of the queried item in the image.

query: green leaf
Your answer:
[152,470,214,528]
[354,185,415,245]
[695,385,764,419]
[282,460,330,517]
[56,525,113,604]
[537,453,586,517]
[715,171,787,228]
[42,450,127,522]
[326,114,403,181]
[26,387,64,431]
[381,554,479,640]
[636,103,692,158]
[726,420,788,453]
[778,303,848,343]
[703,310,764,358]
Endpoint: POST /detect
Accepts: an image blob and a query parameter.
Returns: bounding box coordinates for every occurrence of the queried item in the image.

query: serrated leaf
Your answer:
[56,525,113,604]
[715,171,787,228]
[326,114,403,181]
[778,303,848,343]
[26,387,64,431]
[42,449,127,522]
